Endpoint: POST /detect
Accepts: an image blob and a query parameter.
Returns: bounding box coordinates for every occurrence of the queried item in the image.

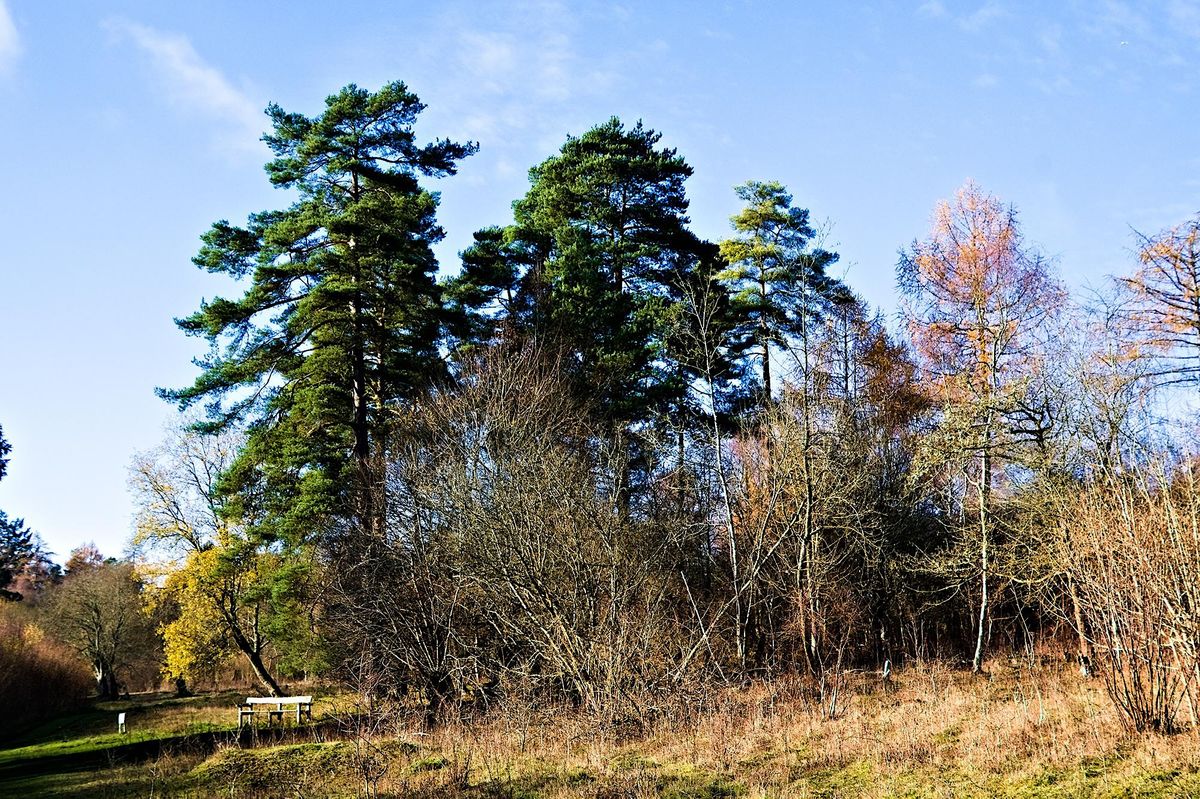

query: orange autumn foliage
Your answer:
[899,181,1064,409]
[1119,215,1200,387]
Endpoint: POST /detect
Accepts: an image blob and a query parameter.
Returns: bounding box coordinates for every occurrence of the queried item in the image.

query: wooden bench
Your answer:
[237,695,313,727]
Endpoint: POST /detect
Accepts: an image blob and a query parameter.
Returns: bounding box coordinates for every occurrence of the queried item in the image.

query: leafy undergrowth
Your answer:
[3,665,1200,797]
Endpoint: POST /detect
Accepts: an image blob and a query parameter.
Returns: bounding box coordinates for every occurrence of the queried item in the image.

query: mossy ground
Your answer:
[2,665,1199,797]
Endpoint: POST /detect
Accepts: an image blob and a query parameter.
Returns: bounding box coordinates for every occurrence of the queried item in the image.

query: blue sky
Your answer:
[0,1,1198,560]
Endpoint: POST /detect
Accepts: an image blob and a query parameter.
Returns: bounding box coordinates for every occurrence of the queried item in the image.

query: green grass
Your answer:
[0,690,243,768]
[3,675,1200,798]
[0,690,335,798]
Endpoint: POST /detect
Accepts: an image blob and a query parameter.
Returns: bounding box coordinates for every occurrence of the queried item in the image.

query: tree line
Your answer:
[5,79,1200,734]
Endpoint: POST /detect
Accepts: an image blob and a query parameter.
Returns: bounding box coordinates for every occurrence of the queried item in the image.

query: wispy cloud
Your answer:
[0,1,21,74]
[459,31,518,85]
[415,0,626,158]
[916,1,1003,32]
[329,0,652,187]
[1038,24,1063,56]
[104,19,265,155]
[959,2,1005,32]
[917,1,946,19]
[453,2,583,105]
[1169,0,1200,38]
[1084,0,1150,40]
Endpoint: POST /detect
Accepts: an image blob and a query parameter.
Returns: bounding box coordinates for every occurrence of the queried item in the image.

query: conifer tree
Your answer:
[162,82,476,541]
[447,119,720,506]
[0,423,36,601]
[449,118,707,433]
[899,181,1063,673]
[718,180,842,408]
[0,423,9,483]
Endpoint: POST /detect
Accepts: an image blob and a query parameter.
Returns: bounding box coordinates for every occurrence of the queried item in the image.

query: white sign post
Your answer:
[117,712,126,734]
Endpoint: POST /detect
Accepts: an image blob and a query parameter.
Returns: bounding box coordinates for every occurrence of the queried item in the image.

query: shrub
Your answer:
[0,607,92,734]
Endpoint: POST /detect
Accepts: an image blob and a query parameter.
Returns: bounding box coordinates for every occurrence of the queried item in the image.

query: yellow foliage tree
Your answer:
[132,422,287,695]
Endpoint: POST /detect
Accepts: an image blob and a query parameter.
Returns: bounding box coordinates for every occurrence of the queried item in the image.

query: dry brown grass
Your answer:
[371,660,1200,798]
[9,663,1200,797]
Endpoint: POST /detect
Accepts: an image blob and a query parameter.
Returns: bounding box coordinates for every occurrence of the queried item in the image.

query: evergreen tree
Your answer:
[718,181,842,408]
[0,423,9,483]
[0,512,34,601]
[449,118,707,433]
[447,119,722,509]
[161,82,476,541]
[0,423,36,601]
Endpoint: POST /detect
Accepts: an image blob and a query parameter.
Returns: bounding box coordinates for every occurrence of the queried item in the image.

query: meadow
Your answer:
[2,660,1199,798]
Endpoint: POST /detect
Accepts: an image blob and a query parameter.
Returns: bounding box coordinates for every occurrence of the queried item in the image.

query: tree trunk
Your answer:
[225,613,283,696]
[799,309,820,673]
[423,671,455,727]
[760,273,772,406]
[972,448,991,674]
[1068,576,1093,677]
[245,648,284,697]
[348,174,378,537]
[94,662,119,700]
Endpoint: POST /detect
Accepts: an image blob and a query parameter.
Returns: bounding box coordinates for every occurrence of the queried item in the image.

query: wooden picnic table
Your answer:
[237,695,313,727]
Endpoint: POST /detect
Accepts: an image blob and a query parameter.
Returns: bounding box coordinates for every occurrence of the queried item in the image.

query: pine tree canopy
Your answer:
[160,81,477,541]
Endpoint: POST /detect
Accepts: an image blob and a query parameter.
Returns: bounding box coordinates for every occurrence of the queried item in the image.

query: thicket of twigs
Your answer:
[319,338,1200,738]
[0,607,92,730]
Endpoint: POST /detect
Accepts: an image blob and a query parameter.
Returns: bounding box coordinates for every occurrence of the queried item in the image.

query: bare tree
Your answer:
[51,560,158,698]
[1118,215,1200,389]
[329,348,691,720]
[900,181,1064,672]
[1062,462,1200,732]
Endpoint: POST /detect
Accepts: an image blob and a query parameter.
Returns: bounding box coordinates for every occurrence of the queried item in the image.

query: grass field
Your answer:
[2,662,1199,798]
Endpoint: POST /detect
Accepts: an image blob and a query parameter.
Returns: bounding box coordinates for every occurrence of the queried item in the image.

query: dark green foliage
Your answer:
[0,512,35,600]
[449,117,711,433]
[444,226,531,348]
[161,82,476,541]
[0,423,9,483]
[0,423,37,601]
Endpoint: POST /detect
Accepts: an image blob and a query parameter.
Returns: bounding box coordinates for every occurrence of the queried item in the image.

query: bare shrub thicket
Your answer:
[0,607,92,732]
[1062,462,1200,733]
[321,293,1200,737]
[328,349,696,720]
[716,394,879,687]
[326,301,954,725]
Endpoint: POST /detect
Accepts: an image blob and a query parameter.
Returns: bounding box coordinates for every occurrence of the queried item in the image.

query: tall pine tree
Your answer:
[162,82,476,541]
[0,423,36,601]
[718,180,842,409]
[450,118,707,430]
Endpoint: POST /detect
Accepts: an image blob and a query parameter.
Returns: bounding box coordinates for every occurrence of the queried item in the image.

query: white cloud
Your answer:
[973,73,999,88]
[104,19,265,155]
[1038,24,1062,56]
[917,1,1004,32]
[1084,0,1150,40]
[449,3,582,106]
[0,1,21,74]
[459,31,517,82]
